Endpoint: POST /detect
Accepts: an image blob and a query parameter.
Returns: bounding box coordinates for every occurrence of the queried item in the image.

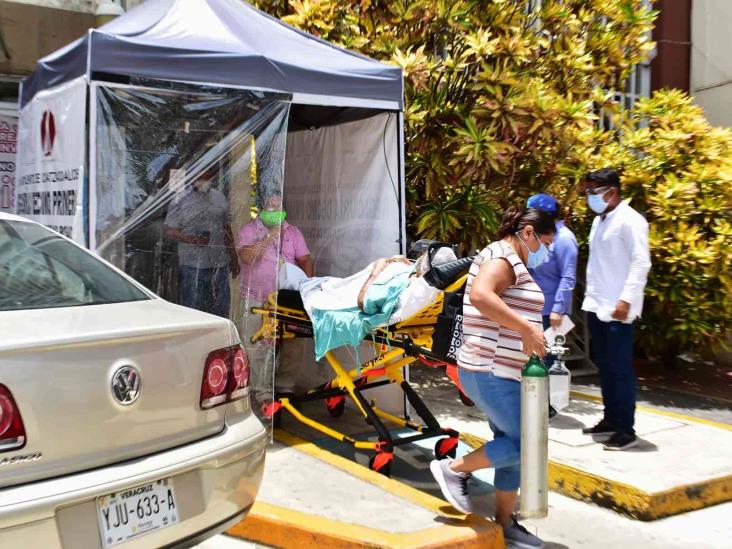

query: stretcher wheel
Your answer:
[326,395,346,417]
[434,436,459,460]
[368,452,393,477]
[260,400,283,428]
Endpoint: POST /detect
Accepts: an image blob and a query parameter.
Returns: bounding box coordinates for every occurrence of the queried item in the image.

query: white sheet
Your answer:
[389,277,441,324]
[299,264,441,328]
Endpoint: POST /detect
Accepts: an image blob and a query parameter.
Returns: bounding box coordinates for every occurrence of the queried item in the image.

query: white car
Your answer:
[0,212,266,548]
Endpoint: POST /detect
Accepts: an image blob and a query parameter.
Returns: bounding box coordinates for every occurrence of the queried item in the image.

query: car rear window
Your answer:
[0,219,150,311]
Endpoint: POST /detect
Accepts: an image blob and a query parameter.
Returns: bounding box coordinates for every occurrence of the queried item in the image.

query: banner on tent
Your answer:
[15,77,86,242]
[0,114,17,214]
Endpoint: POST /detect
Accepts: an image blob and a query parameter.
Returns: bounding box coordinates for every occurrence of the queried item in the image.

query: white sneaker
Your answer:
[503,516,545,549]
[429,458,472,514]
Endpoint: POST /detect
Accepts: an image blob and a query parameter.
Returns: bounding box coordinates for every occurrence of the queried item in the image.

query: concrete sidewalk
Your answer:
[225,411,732,549]
[410,367,732,520]
[574,375,732,425]
[228,436,503,548]
[225,366,732,548]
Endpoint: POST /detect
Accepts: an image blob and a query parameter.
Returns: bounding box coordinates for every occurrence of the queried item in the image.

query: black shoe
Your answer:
[582,419,616,438]
[548,405,558,420]
[603,432,638,451]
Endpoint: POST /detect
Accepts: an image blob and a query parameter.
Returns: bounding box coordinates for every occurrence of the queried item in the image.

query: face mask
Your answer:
[261,210,287,227]
[516,231,549,269]
[587,191,609,214]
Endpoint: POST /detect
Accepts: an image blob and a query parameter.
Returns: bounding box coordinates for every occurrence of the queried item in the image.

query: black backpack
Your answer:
[431,280,467,362]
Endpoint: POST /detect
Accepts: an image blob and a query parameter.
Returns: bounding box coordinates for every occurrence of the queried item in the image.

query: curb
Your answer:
[227,430,504,548]
[271,430,465,515]
[548,460,732,521]
[228,501,503,549]
[462,394,732,521]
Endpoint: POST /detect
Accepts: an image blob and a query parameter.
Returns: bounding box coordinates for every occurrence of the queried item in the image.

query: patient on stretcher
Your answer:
[252,245,469,469]
[296,247,458,360]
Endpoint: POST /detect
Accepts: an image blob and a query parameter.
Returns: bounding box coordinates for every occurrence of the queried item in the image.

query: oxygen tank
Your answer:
[520,354,549,518]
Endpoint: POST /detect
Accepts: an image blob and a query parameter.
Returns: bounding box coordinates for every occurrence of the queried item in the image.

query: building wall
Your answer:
[0,1,96,78]
[3,0,94,13]
[651,0,691,92]
[691,0,732,127]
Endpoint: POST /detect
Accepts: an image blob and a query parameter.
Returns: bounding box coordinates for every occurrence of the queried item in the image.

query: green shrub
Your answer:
[255,0,731,355]
[576,91,732,356]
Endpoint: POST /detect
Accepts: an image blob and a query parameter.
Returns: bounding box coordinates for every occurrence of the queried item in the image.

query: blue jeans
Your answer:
[179,265,230,318]
[587,312,636,434]
[458,369,521,492]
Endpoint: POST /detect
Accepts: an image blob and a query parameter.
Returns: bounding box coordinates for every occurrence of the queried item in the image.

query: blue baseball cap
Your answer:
[527,193,558,214]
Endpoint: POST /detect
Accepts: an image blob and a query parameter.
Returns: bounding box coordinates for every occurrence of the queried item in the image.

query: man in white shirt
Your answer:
[581,168,651,451]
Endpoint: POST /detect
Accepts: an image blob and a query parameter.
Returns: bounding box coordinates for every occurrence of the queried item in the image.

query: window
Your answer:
[598,0,654,129]
[599,62,652,130]
[0,219,150,311]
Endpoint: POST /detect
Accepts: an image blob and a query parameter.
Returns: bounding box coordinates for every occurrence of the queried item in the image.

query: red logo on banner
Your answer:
[41,110,56,157]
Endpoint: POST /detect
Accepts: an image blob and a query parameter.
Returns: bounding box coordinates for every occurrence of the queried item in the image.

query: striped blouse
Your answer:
[457,241,544,381]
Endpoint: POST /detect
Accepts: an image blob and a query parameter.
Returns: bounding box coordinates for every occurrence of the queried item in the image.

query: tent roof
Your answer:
[20,0,403,109]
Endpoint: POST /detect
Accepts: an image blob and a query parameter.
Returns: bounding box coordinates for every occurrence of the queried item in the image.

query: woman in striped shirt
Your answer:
[430,206,555,549]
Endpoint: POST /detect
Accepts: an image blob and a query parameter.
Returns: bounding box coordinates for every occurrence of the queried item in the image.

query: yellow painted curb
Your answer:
[228,501,504,549]
[272,429,463,517]
[227,429,504,548]
[570,390,732,432]
[460,431,732,521]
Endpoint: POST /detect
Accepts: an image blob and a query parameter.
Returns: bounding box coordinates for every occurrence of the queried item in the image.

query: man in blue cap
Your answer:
[527,193,578,369]
[526,194,578,420]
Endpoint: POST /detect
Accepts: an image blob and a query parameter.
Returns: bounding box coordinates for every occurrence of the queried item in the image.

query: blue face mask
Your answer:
[587,192,609,214]
[517,232,548,269]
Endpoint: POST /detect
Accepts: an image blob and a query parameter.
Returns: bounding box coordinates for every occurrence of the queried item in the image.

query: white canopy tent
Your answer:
[17,0,407,421]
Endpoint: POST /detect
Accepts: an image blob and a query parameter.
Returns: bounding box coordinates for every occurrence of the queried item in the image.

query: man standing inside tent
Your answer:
[164,165,239,318]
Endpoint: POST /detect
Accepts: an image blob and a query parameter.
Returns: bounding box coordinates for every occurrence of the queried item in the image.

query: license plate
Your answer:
[97,478,179,548]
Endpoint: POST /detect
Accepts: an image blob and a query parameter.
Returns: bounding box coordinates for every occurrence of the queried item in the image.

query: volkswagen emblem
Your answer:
[111,366,141,405]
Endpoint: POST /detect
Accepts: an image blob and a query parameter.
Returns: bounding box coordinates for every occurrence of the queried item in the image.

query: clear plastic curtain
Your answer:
[92,81,290,429]
[282,112,405,413]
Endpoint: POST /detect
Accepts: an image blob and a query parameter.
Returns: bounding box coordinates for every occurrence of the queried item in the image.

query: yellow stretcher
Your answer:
[250,257,471,477]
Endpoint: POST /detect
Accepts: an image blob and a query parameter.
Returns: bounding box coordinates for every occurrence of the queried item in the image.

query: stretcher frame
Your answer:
[250,275,467,476]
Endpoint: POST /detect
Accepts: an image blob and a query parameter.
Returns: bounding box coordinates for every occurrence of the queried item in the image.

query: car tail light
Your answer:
[200,345,250,410]
[230,347,250,400]
[0,385,26,452]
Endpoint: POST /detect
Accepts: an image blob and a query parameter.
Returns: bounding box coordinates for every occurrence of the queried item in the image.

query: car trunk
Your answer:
[0,299,238,488]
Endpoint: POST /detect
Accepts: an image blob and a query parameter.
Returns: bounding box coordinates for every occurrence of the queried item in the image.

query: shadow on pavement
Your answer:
[311,428,496,502]
[574,374,732,424]
[549,413,586,430]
